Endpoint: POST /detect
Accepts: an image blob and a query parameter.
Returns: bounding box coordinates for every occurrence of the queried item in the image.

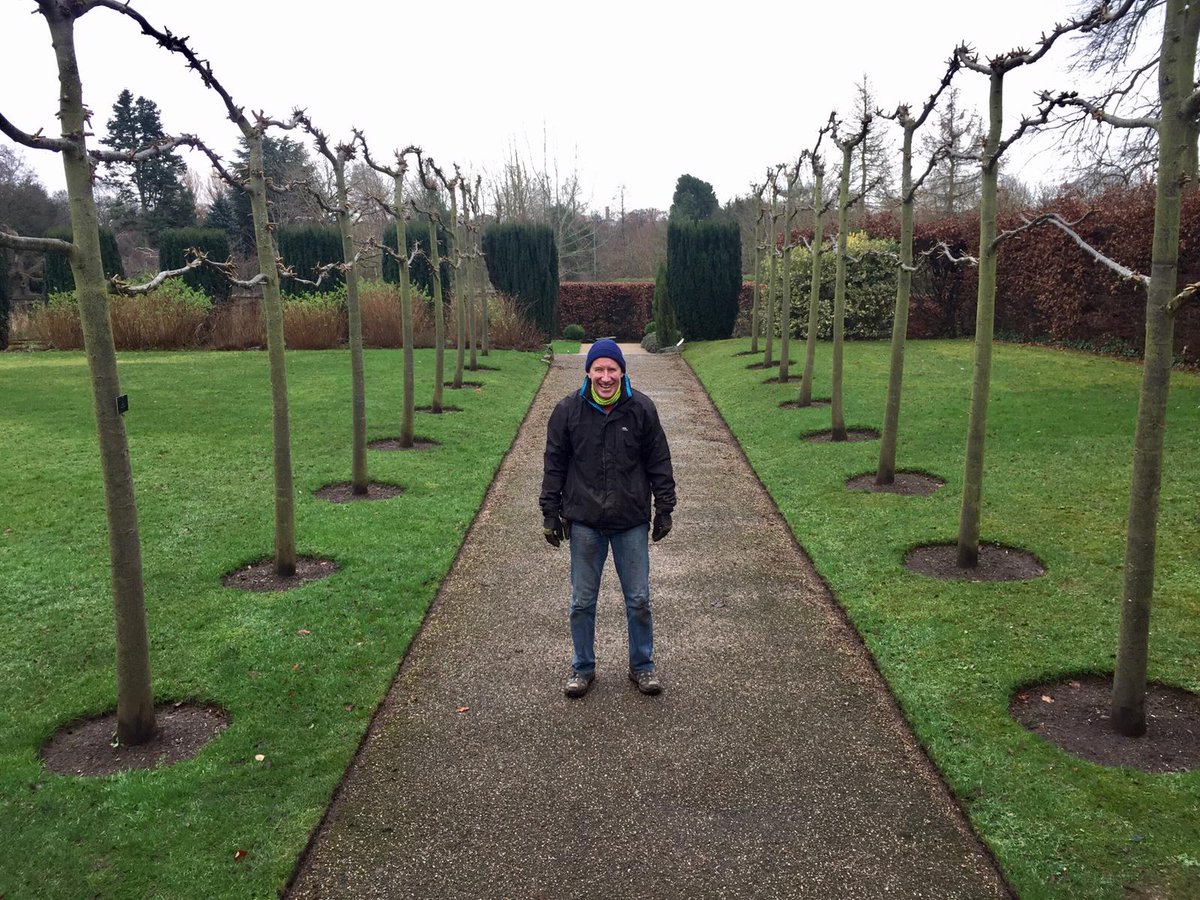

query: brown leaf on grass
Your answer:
[297,629,311,636]
[233,849,248,861]
[1017,692,1030,702]
[1069,680,1082,689]
[291,663,300,672]
[456,706,470,714]
[1041,695,1055,703]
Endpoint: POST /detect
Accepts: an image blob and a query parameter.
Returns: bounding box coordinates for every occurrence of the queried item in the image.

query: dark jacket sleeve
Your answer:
[642,401,676,515]
[539,399,571,518]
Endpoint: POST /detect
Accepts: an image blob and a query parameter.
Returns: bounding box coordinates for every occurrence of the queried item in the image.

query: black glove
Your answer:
[651,511,672,542]
[543,515,564,548]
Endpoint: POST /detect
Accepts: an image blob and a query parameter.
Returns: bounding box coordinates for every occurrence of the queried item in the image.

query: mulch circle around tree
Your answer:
[415,405,462,414]
[1011,675,1200,773]
[846,472,945,495]
[221,556,339,592]
[779,398,831,409]
[368,437,439,451]
[313,481,404,502]
[903,543,1045,581]
[744,361,773,370]
[41,702,229,777]
[443,381,484,389]
[762,375,808,385]
[802,428,881,443]
[733,350,763,357]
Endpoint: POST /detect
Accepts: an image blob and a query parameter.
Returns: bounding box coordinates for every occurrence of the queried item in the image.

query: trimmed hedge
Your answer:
[275,225,344,296]
[159,227,232,302]
[382,219,452,299]
[483,223,558,339]
[667,218,742,340]
[42,227,125,295]
[557,282,652,341]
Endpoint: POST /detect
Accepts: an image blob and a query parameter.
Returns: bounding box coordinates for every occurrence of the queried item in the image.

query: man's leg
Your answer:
[610,523,654,676]
[568,522,608,676]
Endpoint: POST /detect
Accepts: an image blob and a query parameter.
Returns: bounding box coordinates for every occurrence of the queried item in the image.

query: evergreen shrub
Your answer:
[42,227,125,295]
[482,223,558,338]
[563,323,585,341]
[667,219,741,340]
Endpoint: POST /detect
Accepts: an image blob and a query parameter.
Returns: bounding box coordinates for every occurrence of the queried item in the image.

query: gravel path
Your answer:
[287,349,1009,899]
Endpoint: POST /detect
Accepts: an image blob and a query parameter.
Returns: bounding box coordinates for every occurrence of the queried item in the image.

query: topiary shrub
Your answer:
[562,323,585,341]
[42,227,125,295]
[158,227,232,302]
[644,320,656,334]
[482,222,558,339]
[667,219,740,340]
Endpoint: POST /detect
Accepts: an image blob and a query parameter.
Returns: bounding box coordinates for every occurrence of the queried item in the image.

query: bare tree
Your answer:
[829,115,871,441]
[777,160,803,383]
[798,118,835,407]
[418,156,452,413]
[952,0,1136,568]
[919,86,985,215]
[852,74,896,219]
[875,59,960,485]
[748,180,766,354]
[1037,0,1200,736]
[356,134,421,447]
[762,166,784,368]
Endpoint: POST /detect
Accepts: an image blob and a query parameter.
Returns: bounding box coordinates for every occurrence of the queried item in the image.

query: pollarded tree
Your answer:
[108,3,310,577]
[356,134,421,448]
[829,115,871,441]
[951,0,1132,567]
[0,0,215,744]
[875,59,961,485]
[297,113,369,494]
[418,155,453,413]
[776,160,803,383]
[1034,0,1199,736]
[748,179,767,354]
[797,119,835,407]
[762,166,784,368]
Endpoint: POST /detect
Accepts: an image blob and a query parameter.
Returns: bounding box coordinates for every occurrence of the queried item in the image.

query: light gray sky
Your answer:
[2,0,1120,213]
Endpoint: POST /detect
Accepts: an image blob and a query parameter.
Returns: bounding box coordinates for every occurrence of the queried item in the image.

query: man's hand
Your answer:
[651,511,672,542]
[543,515,564,548]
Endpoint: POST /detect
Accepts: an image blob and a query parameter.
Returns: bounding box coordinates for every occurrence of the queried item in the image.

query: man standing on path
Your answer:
[540,339,677,699]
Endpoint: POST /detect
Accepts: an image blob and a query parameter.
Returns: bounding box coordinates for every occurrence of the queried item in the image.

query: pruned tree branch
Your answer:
[0,112,73,153]
[993,209,1092,249]
[1169,281,1200,313]
[0,226,73,255]
[111,255,205,294]
[923,240,979,267]
[1039,89,1159,130]
[88,132,206,164]
[1039,212,1150,285]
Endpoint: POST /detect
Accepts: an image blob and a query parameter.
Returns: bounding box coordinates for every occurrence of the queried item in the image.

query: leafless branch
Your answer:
[0,226,73,255]
[1168,281,1200,313]
[111,255,204,294]
[0,113,73,153]
[1039,89,1159,130]
[88,132,207,164]
[993,209,1092,249]
[923,240,979,267]
[1040,212,1150,285]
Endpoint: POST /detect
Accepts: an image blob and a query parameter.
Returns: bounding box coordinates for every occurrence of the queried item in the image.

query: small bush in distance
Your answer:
[283,290,346,349]
[563,323,585,341]
[644,321,656,334]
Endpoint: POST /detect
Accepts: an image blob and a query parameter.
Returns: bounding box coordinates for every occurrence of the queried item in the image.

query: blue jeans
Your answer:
[568,522,654,675]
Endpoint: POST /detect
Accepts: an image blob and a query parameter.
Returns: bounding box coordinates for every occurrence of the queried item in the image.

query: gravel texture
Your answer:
[287,348,1008,899]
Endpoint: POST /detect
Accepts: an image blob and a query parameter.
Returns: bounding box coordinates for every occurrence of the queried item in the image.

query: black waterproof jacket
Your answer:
[540,376,676,532]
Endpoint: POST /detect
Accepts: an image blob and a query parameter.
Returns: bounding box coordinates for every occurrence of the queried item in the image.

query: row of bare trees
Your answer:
[741,0,1197,738]
[0,0,496,745]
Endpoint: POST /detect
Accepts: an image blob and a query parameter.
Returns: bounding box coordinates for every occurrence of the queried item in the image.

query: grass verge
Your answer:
[685,338,1199,899]
[0,347,546,898]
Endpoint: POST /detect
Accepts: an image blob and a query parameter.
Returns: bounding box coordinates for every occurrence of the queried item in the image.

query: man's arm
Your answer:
[539,400,571,517]
[643,404,676,515]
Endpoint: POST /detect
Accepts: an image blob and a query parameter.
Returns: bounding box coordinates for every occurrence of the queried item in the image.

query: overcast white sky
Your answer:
[2,0,1123,213]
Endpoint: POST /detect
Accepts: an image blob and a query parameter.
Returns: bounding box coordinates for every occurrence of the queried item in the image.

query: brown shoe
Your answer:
[564,670,595,698]
[629,669,662,695]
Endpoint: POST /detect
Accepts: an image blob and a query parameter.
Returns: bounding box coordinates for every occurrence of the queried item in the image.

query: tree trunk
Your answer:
[831,143,852,441]
[430,218,445,413]
[1111,0,1195,736]
[394,177,415,448]
[335,160,368,494]
[466,200,477,372]
[480,237,490,357]
[46,7,156,745]
[799,167,825,406]
[955,71,1003,568]
[450,192,465,388]
[764,195,778,368]
[877,128,915,485]
[750,213,762,353]
[778,197,793,383]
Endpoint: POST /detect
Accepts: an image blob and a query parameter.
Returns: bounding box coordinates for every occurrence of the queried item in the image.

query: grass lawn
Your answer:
[0,347,546,898]
[685,338,1200,900]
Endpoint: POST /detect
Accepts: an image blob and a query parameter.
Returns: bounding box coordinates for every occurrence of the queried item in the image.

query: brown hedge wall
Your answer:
[557,282,654,341]
[736,189,1200,364]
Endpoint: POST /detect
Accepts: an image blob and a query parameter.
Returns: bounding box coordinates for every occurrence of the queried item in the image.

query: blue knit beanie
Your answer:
[585,338,626,373]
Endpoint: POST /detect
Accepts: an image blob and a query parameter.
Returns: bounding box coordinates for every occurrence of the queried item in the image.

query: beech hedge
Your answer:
[557,282,653,341]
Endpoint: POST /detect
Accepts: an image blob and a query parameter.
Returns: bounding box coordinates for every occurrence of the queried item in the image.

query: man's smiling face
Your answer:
[588,358,622,399]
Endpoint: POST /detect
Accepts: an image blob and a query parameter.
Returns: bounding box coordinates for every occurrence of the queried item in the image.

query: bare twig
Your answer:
[1040,212,1150,285]
[0,112,73,153]
[923,240,979,267]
